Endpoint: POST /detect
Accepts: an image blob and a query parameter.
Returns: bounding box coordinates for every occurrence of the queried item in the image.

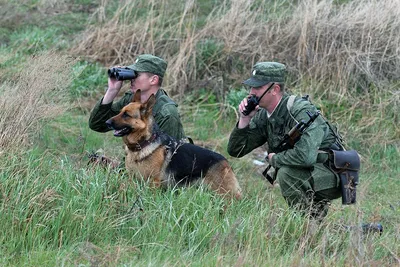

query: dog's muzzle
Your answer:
[105,119,132,137]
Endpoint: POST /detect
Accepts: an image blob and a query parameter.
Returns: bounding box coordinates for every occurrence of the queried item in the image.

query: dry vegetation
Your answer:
[71,0,400,148]
[0,1,399,265]
[73,0,400,94]
[0,53,74,153]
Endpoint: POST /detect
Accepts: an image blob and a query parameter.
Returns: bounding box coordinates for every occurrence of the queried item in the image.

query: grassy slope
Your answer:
[0,0,399,266]
[1,107,398,266]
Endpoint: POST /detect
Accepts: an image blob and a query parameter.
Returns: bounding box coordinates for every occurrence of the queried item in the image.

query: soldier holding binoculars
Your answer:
[89,54,185,140]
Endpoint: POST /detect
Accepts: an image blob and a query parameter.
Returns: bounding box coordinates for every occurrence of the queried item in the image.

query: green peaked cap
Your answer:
[243,62,286,87]
[127,54,167,78]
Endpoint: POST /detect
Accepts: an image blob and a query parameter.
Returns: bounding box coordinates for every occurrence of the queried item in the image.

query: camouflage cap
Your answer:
[243,62,286,87]
[127,54,167,78]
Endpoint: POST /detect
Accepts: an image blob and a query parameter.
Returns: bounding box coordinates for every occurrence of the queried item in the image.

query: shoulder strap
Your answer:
[286,95,298,123]
[286,95,296,112]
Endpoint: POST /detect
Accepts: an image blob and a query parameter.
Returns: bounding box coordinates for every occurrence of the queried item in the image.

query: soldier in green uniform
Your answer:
[89,54,185,140]
[227,62,342,219]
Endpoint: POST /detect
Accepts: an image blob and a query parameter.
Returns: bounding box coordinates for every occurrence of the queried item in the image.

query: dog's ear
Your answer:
[145,94,156,112]
[132,89,141,103]
[140,94,156,116]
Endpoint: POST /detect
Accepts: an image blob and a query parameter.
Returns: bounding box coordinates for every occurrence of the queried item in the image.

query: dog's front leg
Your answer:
[149,176,162,188]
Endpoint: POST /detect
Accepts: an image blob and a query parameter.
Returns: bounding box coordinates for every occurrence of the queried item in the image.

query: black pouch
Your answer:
[329,150,360,205]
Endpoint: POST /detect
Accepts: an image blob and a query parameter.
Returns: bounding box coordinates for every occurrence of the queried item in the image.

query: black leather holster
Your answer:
[328,150,360,205]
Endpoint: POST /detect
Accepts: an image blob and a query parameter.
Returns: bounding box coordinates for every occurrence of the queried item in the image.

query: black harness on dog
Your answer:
[151,125,226,185]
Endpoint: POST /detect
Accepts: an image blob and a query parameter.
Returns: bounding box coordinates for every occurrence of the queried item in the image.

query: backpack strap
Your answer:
[286,95,299,123]
[286,95,296,111]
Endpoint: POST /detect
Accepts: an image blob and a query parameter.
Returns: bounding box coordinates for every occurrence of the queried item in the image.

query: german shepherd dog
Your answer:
[105,90,242,199]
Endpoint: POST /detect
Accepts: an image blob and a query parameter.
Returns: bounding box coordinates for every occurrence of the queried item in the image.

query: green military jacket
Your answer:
[89,89,185,140]
[227,93,337,169]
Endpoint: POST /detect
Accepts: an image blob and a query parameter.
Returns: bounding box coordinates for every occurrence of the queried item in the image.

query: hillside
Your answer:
[0,0,399,266]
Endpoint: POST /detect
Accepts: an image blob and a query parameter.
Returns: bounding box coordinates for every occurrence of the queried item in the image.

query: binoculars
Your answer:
[108,67,138,81]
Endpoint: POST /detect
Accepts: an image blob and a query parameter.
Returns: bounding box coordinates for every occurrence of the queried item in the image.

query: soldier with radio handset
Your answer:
[228,62,361,220]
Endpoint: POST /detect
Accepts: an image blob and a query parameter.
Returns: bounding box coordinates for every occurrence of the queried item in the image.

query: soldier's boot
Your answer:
[309,199,330,222]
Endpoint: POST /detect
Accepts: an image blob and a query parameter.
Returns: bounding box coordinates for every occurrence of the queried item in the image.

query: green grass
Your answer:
[0,0,399,265]
[70,61,108,98]
[1,144,398,266]
[1,68,398,266]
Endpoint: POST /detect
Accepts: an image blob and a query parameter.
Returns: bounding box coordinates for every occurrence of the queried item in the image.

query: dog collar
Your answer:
[127,133,158,151]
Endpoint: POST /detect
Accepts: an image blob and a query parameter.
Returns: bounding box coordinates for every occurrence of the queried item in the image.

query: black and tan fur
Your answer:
[105,90,242,199]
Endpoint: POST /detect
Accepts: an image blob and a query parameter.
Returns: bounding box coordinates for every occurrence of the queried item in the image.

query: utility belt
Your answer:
[326,149,360,205]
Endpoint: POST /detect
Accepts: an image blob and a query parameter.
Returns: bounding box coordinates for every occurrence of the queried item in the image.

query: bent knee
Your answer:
[276,166,292,184]
[276,166,312,192]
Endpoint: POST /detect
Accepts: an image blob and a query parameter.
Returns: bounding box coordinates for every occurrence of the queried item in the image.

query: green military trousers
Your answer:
[276,163,341,219]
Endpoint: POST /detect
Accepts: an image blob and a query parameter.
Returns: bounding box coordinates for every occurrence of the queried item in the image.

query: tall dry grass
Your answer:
[71,0,399,147]
[72,0,201,94]
[72,0,400,95]
[0,52,75,154]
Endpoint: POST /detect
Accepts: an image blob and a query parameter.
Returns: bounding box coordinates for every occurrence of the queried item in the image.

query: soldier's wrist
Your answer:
[99,97,113,107]
[238,117,251,129]
[270,154,279,168]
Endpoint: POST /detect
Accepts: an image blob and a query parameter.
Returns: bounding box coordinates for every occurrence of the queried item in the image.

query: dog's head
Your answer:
[105,89,156,137]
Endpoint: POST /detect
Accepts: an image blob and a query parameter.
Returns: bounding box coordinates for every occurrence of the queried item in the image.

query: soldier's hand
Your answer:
[103,65,124,105]
[239,97,258,118]
[237,97,258,129]
[107,65,124,92]
[267,153,276,162]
